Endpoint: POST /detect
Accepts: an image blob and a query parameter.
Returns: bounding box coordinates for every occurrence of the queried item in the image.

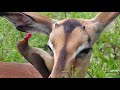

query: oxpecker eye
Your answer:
[21,39,25,44]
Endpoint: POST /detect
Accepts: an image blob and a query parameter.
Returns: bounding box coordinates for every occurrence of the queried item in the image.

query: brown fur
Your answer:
[0,62,42,78]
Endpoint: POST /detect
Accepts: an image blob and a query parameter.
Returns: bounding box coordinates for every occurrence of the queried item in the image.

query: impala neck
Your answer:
[91,12,120,33]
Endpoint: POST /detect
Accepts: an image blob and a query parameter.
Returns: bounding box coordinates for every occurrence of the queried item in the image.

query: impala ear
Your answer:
[0,12,52,35]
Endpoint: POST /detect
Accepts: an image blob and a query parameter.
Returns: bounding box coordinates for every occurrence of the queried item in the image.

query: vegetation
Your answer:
[0,12,120,78]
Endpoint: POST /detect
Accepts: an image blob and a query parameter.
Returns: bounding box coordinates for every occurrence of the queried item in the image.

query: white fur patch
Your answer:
[73,41,88,58]
[48,40,55,54]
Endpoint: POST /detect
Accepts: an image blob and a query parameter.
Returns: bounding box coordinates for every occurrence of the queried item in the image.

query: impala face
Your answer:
[48,19,92,78]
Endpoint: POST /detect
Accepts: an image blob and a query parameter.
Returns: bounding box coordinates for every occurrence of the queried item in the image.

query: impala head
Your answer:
[1,12,119,78]
[48,19,92,78]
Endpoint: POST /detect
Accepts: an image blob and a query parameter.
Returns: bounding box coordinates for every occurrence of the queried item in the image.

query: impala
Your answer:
[0,12,119,78]
[0,62,42,78]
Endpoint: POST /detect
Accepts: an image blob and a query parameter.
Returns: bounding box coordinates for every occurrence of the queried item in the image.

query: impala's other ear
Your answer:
[88,12,120,43]
[90,12,120,34]
[0,12,52,35]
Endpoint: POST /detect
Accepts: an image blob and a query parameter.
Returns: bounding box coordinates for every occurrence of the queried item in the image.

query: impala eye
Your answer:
[76,48,92,58]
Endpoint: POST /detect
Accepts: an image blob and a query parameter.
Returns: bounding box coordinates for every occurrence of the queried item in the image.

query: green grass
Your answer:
[0,12,120,78]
